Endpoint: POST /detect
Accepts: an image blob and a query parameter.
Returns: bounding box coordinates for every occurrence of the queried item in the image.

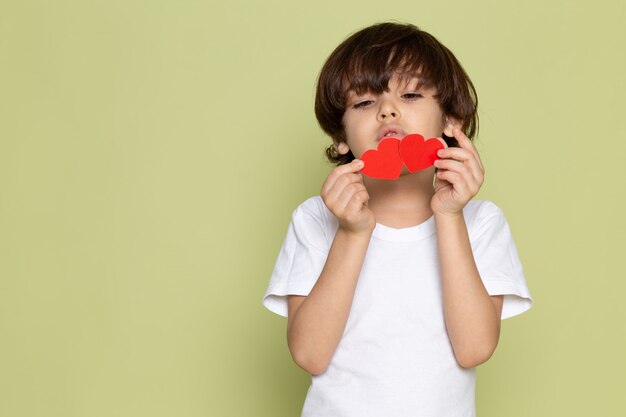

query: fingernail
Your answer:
[355,159,363,166]
[437,149,443,156]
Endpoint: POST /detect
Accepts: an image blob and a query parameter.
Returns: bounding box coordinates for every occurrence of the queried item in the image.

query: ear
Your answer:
[443,117,463,137]
[334,141,350,155]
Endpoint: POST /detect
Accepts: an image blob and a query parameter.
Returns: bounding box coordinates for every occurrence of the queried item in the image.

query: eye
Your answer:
[352,100,374,109]
[402,92,423,100]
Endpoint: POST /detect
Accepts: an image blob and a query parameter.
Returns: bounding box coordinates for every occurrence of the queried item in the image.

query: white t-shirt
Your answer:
[262,196,533,417]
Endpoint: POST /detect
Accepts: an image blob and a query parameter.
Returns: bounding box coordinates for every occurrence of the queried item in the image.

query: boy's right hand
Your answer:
[320,159,375,234]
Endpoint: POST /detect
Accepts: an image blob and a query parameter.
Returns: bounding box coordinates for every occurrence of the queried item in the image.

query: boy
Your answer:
[263,22,532,416]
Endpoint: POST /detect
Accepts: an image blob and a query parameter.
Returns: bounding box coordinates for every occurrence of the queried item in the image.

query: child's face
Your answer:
[341,74,453,162]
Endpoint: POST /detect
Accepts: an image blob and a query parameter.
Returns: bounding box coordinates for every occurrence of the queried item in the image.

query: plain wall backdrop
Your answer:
[1,0,625,416]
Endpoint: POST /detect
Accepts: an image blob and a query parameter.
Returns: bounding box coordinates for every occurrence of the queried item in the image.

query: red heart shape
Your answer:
[399,134,445,173]
[360,138,403,180]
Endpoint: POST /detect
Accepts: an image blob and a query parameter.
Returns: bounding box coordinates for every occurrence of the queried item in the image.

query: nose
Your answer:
[377,97,399,121]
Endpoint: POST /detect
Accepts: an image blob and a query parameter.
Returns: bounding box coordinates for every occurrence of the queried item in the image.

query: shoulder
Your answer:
[463,199,504,220]
[291,195,339,244]
[295,195,328,216]
[293,195,332,223]
[463,199,507,237]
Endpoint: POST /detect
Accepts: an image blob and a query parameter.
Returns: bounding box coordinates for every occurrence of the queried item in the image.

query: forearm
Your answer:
[435,212,500,368]
[287,227,372,375]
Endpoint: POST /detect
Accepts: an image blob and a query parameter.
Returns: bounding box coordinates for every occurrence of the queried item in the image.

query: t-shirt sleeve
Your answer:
[470,201,533,320]
[262,200,332,317]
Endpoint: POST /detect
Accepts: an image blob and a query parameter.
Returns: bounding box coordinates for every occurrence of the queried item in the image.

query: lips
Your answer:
[377,125,406,141]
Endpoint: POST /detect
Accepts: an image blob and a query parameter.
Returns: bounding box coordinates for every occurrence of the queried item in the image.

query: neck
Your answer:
[363,168,435,228]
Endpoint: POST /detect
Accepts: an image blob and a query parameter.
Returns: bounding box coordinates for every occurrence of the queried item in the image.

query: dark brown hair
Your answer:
[314,22,479,165]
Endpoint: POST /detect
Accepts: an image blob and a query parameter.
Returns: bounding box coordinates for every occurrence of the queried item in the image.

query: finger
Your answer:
[345,188,370,217]
[436,169,470,198]
[322,159,364,193]
[437,147,473,162]
[324,172,363,206]
[435,162,480,197]
[434,158,470,174]
[438,158,481,191]
[452,127,483,170]
[321,159,364,196]
[336,182,367,214]
[435,150,484,183]
[435,159,480,192]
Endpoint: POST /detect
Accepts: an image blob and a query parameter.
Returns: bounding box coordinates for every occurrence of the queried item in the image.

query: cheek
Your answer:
[418,111,447,137]
[342,114,364,139]
[342,112,358,132]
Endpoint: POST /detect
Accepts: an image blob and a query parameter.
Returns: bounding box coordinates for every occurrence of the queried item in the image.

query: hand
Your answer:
[321,159,376,234]
[431,128,485,216]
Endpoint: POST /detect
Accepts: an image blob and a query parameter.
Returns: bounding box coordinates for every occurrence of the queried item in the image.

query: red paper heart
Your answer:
[399,134,445,173]
[360,138,403,180]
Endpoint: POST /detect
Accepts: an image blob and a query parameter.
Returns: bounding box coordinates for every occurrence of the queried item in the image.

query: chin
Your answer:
[399,167,435,178]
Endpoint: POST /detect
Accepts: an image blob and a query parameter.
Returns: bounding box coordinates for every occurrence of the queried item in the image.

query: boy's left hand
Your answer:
[431,127,484,216]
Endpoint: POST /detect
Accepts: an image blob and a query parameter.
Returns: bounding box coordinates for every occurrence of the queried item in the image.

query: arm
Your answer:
[287,158,375,376]
[287,227,372,376]
[431,127,503,368]
[435,212,504,368]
